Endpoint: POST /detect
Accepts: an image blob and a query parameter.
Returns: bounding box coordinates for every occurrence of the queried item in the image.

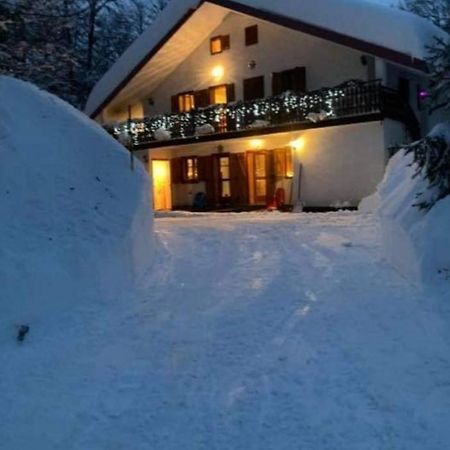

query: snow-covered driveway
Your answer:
[2,212,450,449]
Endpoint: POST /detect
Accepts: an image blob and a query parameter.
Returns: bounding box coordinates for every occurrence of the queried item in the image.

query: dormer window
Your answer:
[210,35,230,55]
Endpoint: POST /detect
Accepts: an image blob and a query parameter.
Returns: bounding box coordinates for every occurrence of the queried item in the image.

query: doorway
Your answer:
[152,160,172,210]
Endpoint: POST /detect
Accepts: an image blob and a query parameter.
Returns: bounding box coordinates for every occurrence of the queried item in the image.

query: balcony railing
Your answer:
[109,79,417,147]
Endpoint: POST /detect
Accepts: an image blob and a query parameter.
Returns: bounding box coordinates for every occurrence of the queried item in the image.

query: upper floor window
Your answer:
[272,67,306,95]
[244,76,265,101]
[178,92,195,112]
[245,25,258,46]
[210,35,230,55]
[210,85,228,104]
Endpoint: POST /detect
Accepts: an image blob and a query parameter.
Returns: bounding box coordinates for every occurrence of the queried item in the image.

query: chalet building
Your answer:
[86,0,447,211]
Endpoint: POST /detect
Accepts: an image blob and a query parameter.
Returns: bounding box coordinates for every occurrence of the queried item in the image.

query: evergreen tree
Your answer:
[0,0,170,107]
[402,0,450,111]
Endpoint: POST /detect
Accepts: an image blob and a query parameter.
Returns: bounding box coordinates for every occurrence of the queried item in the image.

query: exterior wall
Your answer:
[384,63,431,136]
[103,102,144,123]
[147,12,370,116]
[148,120,389,208]
[383,119,408,155]
[297,122,386,207]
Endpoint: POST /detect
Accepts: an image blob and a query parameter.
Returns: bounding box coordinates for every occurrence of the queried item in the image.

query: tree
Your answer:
[0,0,170,108]
[402,0,450,111]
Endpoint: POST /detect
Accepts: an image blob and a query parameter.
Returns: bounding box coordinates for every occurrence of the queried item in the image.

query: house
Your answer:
[86,0,446,211]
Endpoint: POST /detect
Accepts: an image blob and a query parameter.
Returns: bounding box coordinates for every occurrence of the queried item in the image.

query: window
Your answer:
[219,156,231,198]
[178,92,195,112]
[210,85,228,104]
[244,76,265,101]
[182,157,198,182]
[272,67,306,95]
[245,25,258,46]
[210,35,230,55]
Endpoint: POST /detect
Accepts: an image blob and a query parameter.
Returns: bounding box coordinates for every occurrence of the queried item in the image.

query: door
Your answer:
[152,160,172,210]
[254,151,268,204]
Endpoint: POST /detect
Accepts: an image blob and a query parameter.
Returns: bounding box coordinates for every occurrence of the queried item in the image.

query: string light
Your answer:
[111,80,377,147]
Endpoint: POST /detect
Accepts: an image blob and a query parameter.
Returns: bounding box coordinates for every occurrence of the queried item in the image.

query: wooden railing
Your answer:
[108,79,419,147]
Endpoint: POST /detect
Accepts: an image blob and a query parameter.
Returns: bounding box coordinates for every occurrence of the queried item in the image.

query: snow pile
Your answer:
[0,77,153,332]
[363,124,450,283]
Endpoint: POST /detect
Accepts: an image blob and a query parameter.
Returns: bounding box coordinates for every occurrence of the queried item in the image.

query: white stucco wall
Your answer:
[149,120,390,208]
[146,12,371,116]
[297,121,386,207]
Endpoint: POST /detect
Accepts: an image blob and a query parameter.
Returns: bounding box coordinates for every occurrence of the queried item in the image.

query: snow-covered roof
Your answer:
[85,0,447,118]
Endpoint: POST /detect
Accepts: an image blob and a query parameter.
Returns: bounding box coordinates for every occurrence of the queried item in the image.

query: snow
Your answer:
[362,124,450,283]
[0,76,153,335]
[85,0,447,117]
[2,75,450,448]
[2,209,450,449]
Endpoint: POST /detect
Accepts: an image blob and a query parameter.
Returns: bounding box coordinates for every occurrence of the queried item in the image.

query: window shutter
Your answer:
[292,67,306,93]
[171,95,180,113]
[194,89,210,109]
[244,76,265,101]
[272,72,283,96]
[221,35,230,51]
[226,84,236,102]
[170,157,182,184]
[198,155,219,206]
[274,148,286,177]
[230,153,249,205]
[266,151,276,203]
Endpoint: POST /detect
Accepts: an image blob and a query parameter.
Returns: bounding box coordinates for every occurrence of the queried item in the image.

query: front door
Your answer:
[152,160,172,210]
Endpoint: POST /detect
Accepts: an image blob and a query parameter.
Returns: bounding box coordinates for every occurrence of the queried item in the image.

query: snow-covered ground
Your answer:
[2,211,450,450]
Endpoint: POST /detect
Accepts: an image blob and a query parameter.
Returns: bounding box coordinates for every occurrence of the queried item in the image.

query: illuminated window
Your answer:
[182,157,198,182]
[210,35,230,55]
[219,156,231,198]
[178,93,195,112]
[210,85,228,104]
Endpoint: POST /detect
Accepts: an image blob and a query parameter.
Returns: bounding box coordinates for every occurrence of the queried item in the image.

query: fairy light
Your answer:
[109,81,375,146]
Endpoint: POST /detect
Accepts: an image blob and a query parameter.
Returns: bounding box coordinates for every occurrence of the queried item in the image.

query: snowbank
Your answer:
[0,77,153,333]
[362,126,450,283]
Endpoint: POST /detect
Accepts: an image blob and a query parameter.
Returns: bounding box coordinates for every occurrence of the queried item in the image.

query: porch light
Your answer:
[290,137,305,152]
[211,65,224,80]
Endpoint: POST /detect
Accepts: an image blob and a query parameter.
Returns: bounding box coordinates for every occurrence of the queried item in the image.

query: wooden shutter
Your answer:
[272,67,306,95]
[230,153,249,206]
[244,76,265,101]
[171,95,180,113]
[292,67,306,93]
[170,157,183,184]
[197,155,217,206]
[266,151,276,203]
[272,72,283,96]
[274,148,287,177]
[221,35,230,51]
[226,84,236,102]
[194,89,210,108]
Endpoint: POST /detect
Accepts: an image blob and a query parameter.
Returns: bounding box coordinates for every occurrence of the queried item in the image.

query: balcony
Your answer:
[109,79,420,149]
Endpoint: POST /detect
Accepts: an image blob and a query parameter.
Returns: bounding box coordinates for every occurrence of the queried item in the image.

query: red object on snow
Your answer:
[267,187,286,210]
[275,187,285,209]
